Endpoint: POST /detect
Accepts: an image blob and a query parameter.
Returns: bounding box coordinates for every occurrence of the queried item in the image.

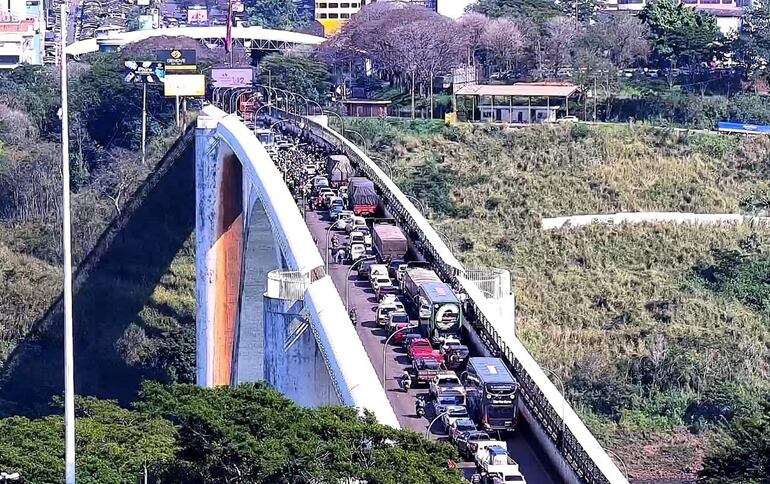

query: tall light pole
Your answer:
[370,155,393,179]
[404,194,425,213]
[542,367,566,452]
[345,255,375,310]
[425,410,450,438]
[60,5,76,483]
[382,324,417,387]
[435,229,455,254]
[324,110,345,136]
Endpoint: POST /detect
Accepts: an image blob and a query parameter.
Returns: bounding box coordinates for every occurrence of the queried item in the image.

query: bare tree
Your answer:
[0,105,39,146]
[92,150,149,216]
[481,18,526,73]
[457,12,490,66]
[543,16,580,77]
[418,18,461,118]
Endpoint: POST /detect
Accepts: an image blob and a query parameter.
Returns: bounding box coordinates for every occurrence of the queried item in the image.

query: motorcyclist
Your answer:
[415,395,426,417]
[401,370,412,392]
[348,308,357,326]
[331,235,339,249]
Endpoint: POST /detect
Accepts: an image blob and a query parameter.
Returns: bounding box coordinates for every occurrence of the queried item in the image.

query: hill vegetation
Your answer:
[350,117,770,481]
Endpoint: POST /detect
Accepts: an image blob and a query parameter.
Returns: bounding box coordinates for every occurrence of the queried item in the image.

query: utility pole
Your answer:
[593,77,597,122]
[141,83,147,165]
[59,4,76,484]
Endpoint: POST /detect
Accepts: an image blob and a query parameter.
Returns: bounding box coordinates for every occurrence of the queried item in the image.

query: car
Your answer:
[358,258,377,281]
[430,371,465,399]
[357,226,373,248]
[350,231,367,247]
[328,196,345,216]
[322,191,338,208]
[447,418,477,442]
[401,332,423,348]
[456,430,492,459]
[387,311,410,331]
[334,210,354,229]
[436,397,469,429]
[371,273,392,292]
[407,338,435,360]
[394,323,419,345]
[349,242,367,262]
[389,259,408,281]
[377,284,399,302]
[557,115,579,123]
[412,357,443,386]
[376,298,405,326]
[440,342,470,370]
[345,216,367,234]
[369,264,389,279]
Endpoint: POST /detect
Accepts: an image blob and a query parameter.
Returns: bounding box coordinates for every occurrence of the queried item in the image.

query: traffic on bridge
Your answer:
[245,116,560,484]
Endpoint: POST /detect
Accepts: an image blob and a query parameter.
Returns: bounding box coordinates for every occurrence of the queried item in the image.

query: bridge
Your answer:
[191,93,628,483]
[66,26,325,56]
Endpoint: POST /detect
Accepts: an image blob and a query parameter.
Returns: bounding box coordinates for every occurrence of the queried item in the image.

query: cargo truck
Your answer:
[326,154,353,188]
[348,177,379,216]
[402,268,463,342]
[372,224,408,261]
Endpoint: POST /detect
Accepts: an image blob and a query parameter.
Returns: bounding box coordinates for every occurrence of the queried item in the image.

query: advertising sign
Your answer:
[124,61,165,83]
[164,74,206,97]
[187,5,208,26]
[232,0,244,12]
[211,67,254,88]
[155,49,197,71]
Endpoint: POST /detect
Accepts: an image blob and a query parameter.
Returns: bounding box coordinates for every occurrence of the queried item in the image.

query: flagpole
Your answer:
[226,0,234,67]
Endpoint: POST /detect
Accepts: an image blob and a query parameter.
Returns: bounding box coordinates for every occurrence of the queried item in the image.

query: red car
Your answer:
[407,338,444,364]
[392,322,416,345]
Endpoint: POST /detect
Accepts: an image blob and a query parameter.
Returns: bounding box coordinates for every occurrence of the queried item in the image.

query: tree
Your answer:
[735,0,770,83]
[481,18,526,73]
[0,397,177,484]
[543,16,580,76]
[245,0,310,31]
[138,382,464,484]
[457,12,490,66]
[640,0,725,71]
[257,53,331,103]
[699,398,770,483]
[471,0,563,24]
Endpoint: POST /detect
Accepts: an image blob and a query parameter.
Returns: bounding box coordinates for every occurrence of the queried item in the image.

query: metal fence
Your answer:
[266,270,310,301]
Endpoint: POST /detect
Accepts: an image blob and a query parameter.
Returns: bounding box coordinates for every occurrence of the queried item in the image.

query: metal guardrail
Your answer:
[261,107,626,484]
[266,270,310,301]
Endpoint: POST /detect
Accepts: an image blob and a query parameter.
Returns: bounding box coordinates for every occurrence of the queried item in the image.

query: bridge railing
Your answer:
[266,107,626,484]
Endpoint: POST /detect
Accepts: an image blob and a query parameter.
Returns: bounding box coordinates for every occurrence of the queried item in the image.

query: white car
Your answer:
[369,264,389,280]
[334,211,354,230]
[345,216,367,234]
[430,372,465,399]
[377,299,405,326]
[387,310,410,331]
[349,243,366,262]
[357,226,373,248]
[350,231,366,247]
[371,274,392,292]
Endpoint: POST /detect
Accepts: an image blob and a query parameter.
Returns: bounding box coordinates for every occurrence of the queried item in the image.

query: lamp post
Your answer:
[606,450,629,482]
[345,255,376,310]
[325,223,336,273]
[435,229,455,253]
[324,110,345,136]
[425,410,450,438]
[346,129,367,153]
[370,155,393,179]
[382,324,418,388]
[404,194,425,213]
[542,367,566,452]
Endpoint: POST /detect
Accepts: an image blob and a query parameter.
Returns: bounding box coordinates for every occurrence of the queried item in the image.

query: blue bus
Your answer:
[717,121,770,135]
[465,357,519,432]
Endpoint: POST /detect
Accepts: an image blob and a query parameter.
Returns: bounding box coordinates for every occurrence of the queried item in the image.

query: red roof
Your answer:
[455,82,579,98]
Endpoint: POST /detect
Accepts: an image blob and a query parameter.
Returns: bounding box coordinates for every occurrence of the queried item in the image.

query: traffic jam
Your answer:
[254,119,529,484]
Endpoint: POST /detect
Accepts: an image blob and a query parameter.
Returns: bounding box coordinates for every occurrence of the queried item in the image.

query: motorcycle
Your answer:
[348,309,357,326]
[415,396,426,418]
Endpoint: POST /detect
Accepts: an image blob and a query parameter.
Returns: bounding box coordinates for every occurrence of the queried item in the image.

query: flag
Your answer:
[225,0,233,54]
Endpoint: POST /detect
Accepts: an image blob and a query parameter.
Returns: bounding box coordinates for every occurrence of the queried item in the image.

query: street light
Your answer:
[542,367,566,452]
[435,229,455,254]
[404,194,425,213]
[324,110,345,136]
[346,129,367,153]
[606,450,629,482]
[382,324,419,388]
[425,410,450,438]
[325,223,336,273]
[345,255,376,310]
[370,155,393,179]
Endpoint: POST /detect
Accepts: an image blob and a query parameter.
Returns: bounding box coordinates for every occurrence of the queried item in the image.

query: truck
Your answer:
[372,224,408,261]
[348,177,379,216]
[474,446,527,483]
[402,268,442,302]
[411,357,442,386]
[326,154,353,188]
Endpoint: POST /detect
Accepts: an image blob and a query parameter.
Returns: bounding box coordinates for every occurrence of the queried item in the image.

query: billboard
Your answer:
[187,5,208,26]
[164,74,206,97]
[124,61,165,83]
[156,49,196,71]
[211,67,254,88]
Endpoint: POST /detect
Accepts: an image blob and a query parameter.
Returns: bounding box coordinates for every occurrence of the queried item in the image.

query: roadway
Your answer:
[293,164,560,483]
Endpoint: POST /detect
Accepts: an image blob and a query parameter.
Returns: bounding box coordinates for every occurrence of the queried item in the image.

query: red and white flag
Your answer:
[225,0,233,54]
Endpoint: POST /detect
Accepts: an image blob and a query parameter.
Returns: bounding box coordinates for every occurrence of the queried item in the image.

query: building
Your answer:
[454,82,580,123]
[315,0,369,37]
[435,0,476,19]
[0,0,44,68]
[611,0,748,34]
[341,99,391,117]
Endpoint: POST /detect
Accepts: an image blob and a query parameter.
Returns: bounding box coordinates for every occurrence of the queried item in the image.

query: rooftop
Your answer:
[456,82,580,98]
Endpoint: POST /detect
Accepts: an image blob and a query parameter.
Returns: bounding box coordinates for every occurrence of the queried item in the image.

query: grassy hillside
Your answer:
[350,118,770,481]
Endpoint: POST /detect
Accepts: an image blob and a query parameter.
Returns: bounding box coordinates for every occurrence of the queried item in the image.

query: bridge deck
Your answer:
[301,180,558,483]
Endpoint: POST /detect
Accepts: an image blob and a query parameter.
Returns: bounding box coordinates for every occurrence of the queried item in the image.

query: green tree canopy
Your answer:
[699,398,770,483]
[470,0,563,24]
[640,0,725,68]
[257,53,331,102]
[736,0,770,83]
[139,382,463,484]
[0,397,177,484]
[245,0,310,30]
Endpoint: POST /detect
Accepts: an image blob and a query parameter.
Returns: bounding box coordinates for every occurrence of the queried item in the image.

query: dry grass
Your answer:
[356,118,770,480]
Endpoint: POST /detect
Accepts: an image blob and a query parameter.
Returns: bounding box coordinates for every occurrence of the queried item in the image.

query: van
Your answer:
[369,264,389,279]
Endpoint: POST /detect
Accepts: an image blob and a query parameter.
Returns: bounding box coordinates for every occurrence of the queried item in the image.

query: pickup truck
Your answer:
[456,430,492,459]
[448,418,477,442]
[474,446,526,484]
[429,371,466,399]
[407,338,438,361]
[412,357,442,386]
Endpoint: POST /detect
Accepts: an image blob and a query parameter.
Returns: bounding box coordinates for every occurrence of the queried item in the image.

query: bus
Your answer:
[465,357,519,433]
[417,281,463,343]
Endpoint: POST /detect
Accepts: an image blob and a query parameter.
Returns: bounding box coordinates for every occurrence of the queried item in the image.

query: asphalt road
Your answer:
[303,207,560,484]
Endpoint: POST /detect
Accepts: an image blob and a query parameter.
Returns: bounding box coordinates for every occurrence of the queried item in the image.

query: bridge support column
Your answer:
[263,272,336,407]
[196,123,244,387]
